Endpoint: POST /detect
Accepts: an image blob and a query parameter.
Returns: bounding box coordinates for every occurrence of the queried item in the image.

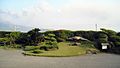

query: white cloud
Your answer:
[0,0,120,31]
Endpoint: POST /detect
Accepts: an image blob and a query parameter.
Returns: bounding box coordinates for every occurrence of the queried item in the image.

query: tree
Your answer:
[53,30,74,42]
[100,28,116,36]
[100,28,120,47]
[27,28,42,46]
[117,32,120,36]
[0,38,9,46]
[45,34,57,45]
[94,31,109,50]
[98,32,108,43]
[41,33,58,51]
[74,31,96,41]
[20,28,43,46]
[100,28,117,42]
[8,32,21,47]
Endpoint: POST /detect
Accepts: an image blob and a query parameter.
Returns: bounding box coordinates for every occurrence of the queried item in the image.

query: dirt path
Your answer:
[0,49,120,68]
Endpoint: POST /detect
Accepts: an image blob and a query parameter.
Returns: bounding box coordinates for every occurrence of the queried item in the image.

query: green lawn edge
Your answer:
[22,42,100,57]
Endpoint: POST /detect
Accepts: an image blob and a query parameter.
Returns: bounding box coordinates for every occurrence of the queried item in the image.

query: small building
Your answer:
[67,36,88,46]
[68,36,88,41]
[101,43,109,49]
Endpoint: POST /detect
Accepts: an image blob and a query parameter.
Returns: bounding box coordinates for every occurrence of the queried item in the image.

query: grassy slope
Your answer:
[24,42,99,57]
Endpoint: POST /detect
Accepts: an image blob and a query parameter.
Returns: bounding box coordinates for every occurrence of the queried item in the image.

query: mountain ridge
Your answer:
[0,22,51,32]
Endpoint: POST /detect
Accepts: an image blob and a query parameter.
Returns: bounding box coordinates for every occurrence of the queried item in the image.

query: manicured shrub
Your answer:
[99,38,108,43]
[42,33,58,51]
[114,42,120,47]
[56,37,65,42]
[40,46,48,51]
[40,45,58,51]
[31,50,43,54]
[14,44,22,48]
[24,46,40,51]
[80,41,94,48]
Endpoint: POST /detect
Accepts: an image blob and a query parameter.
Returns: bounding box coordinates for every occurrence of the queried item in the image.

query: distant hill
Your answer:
[0,22,51,32]
[0,22,33,32]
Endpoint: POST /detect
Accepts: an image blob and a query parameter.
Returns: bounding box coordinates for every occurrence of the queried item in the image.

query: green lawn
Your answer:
[0,46,4,49]
[23,42,99,57]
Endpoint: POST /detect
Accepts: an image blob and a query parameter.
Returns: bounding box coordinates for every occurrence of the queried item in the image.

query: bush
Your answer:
[40,45,58,51]
[56,37,65,42]
[114,42,120,47]
[111,35,120,42]
[24,46,40,51]
[31,50,43,54]
[0,38,9,42]
[40,46,47,51]
[80,41,94,48]
[14,44,22,48]
[99,38,108,43]
[43,33,58,50]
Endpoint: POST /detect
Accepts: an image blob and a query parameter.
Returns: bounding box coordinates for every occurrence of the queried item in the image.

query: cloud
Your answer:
[0,0,120,31]
[0,10,19,23]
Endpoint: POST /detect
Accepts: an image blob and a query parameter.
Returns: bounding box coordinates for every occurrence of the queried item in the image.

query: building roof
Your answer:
[101,43,109,46]
[68,36,88,41]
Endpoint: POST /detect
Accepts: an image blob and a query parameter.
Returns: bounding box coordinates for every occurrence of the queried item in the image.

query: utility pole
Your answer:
[95,24,97,31]
[14,25,17,31]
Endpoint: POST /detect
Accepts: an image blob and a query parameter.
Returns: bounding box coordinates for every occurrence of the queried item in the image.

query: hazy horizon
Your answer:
[0,0,120,32]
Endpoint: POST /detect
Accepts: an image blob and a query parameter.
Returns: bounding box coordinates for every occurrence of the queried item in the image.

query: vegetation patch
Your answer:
[24,46,40,51]
[23,42,99,57]
[1,28,120,56]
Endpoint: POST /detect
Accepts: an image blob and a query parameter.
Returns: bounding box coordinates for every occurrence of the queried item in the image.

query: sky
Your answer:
[0,0,120,31]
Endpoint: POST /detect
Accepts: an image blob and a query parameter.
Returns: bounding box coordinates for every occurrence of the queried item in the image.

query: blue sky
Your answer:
[0,0,120,31]
[0,0,70,11]
[0,0,39,11]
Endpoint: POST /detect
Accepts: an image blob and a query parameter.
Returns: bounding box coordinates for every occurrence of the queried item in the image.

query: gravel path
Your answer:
[0,49,120,68]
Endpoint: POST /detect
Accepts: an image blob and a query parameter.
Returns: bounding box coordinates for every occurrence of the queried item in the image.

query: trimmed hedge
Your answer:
[31,50,43,54]
[24,46,40,51]
[40,45,58,51]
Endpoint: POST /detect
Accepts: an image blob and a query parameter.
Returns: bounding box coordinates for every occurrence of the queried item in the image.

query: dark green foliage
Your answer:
[0,32,22,48]
[0,38,9,46]
[110,35,120,42]
[44,30,74,42]
[56,37,65,42]
[99,38,108,43]
[1,27,120,54]
[100,28,120,47]
[54,30,73,39]
[74,31,96,41]
[93,28,120,54]
[80,41,94,48]
[31,50,43,54]
[100,28,116,36]
[52,30,73,42]
[0,31,21,44]
[98,32,108,43]
[117,32,120,36]
[0,38,9,42]
[110,36,120,47]
[40,45,58,51]
[27,28,41,46]
[43,30,96,42]
[0,31,23,48]
[40,33,58,51]
[0,31,11,38]
[8,32,21,47]
[114,42,120,46]
[94,31,109,50]
[19,28,43,46]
